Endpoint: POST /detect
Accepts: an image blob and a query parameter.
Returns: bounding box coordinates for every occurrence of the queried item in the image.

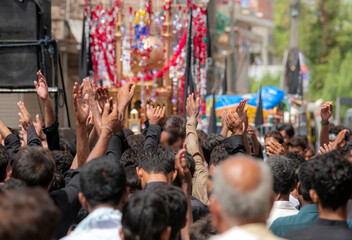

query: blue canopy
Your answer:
[247,86,285,110]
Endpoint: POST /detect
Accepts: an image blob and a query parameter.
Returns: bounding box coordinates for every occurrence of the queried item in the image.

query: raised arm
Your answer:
[86,101,124,162]
[0,119,20,164]
[71,81,90,169]
[175,149,193,240]
[223,110,247,155]
[17,101,42,147]
[35,70,60,150]
[144,104,165,147]
[236,99,251,155]
[106,83,136,161]
[185,94,208,205]
[320,102,333,147]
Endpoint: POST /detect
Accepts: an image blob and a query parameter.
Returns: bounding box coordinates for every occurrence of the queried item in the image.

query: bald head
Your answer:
[212,155,273,222]
[222,156,262,193]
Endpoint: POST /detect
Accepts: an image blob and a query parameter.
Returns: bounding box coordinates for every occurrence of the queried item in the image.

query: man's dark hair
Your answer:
[0,188,59,240]
[0,178,27,192]
[49,171,65,192]
[278,124,295,139]
[12,146,55,188]
[52,150,73,175]
[125,167,142,193]
[152,185,187,240]
[127,134,145,149]
[59,138,76,157]
[286,152,305,170]
[264,130,284,144]
[287,136,308,150]
[266,155,295,195]
[122,191,169,240]
[310,151,352,210]
[298,161,313,202]
[341,141,352,157]
[121,149,141,168]
[328,124,345,135]
[164,116,186,145]
[189,214,217,240]
[202,134,225,164]
[139,145,175,175]
[0,145,9,182]
[80,156,126,207]
[197,130,207,147]
[123,128,135,138]
[209,144,229,167]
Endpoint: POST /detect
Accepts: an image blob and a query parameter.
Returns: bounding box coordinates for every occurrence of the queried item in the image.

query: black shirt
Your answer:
[284,218,352,240]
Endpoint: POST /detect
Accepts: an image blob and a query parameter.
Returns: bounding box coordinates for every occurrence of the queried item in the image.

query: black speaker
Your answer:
[0,0,53,89]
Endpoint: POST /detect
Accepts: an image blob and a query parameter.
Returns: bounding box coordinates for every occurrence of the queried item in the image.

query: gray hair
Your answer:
[212,160,273,219]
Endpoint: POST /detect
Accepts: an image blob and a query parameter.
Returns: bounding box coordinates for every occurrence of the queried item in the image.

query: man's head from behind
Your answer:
[296,160,314,205]
[12,146,55,189]
[309,151,352,211]
[0,145,9,182]
[210,156,273,233]
[0,188,59,240]
[152,184,187,240]
[202,134,225,165]
[52,150,73,176]
[79,156,127,211]
[137,145,176,188]
[266,155,296,198]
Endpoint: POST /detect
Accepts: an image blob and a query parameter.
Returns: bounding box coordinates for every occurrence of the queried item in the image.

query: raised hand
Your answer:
[73,82,89,124]
[146,104,166,125]
[34,70,48,101]
[225,111,242,135]
[96,87,112,110]
[17,101,33,130]
[101,101,124,135]
[117,82,136,113]
[321,102,333,124]
[236,99,249,133]
[333,129,350,151]
[33,114,46,140]
[186,93,200,118]
[265,139,286,156]
[319,143,333,154]
[175,148,192,185]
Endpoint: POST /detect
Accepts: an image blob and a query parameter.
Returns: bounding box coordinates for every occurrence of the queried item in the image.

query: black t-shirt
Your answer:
[284,218,352,240]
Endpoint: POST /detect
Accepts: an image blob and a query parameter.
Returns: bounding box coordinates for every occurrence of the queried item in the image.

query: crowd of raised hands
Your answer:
[2,69,352,240]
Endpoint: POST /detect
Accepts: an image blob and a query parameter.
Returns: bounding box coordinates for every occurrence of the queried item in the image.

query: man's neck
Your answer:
[276,193,290,201]
[89,203,118,213]
[318,204,347,221]
[145,173,168,186]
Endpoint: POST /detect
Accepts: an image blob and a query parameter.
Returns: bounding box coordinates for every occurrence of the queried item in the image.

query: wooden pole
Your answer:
[162,0,173,115]
[115,0,123,83]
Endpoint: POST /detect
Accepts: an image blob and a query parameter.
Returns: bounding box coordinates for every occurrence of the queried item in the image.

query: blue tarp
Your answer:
[206,95,244,108]
[247,86,285,110]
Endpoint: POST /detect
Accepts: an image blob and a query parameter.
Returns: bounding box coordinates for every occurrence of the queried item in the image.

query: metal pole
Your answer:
[229,0,236,94]
[289,0,300,49]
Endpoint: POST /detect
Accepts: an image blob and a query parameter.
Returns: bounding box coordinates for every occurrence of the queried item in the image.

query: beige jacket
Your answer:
[186,116,209,205]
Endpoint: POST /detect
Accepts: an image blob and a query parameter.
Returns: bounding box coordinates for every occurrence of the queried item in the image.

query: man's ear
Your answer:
[79,192,89,210]
[161,226,171,240]
[136,167,143,181]
[297,182,302,196]
[309,189,319,205]
[172,170,177,182]
[209,197,221,231]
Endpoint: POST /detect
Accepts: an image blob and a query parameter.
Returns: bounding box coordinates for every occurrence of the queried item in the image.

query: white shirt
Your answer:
[289,194,300,208]
[267,201,299,227]
[210,227,259,240]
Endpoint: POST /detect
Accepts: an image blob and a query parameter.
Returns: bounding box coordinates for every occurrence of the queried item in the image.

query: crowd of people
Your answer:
[0,71,352,240]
